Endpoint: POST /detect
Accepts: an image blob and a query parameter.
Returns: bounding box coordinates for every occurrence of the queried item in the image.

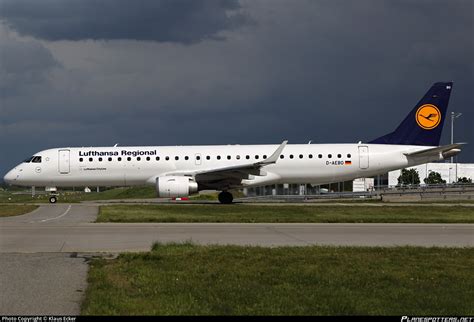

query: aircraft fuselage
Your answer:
[3,143,439,189]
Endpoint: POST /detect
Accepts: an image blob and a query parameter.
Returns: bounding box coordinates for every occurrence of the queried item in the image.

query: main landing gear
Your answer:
[218,191,233,204]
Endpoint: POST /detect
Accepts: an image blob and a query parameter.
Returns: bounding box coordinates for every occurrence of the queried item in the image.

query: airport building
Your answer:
[388,162,474,186]
[244,181,357,197]
[243,162,474,197]
[243,182,351,197]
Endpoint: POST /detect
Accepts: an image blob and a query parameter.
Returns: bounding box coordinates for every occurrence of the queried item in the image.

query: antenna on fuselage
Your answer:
[114,143,119,147]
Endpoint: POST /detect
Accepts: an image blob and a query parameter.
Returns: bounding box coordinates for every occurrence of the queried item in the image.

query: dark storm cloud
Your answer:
[0,30,59,98]
[0,0,249,43]
[0,0,473,177]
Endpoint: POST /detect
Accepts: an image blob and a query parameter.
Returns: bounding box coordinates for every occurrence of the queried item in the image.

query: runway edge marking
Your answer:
[37,205,72,223]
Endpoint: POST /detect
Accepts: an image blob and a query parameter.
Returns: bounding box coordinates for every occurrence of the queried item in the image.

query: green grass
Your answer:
[97,204,474,223]
[0,186,157,203]
[189,193,218,201]
[81,244,474,315]
[63,186,157,202]
[0,190,48,203]
[0,204,38,217]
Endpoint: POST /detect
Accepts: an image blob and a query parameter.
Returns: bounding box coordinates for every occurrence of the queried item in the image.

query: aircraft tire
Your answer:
[218,191,233,204]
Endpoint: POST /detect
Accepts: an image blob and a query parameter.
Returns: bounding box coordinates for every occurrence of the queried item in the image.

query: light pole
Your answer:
[450,112,462,163]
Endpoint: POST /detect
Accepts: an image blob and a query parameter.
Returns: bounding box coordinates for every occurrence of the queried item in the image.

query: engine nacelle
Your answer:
[156,176,198,198]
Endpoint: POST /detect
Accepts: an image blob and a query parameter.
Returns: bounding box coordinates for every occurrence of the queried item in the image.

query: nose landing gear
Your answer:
[218,191,233,204]
[45,186,58,203]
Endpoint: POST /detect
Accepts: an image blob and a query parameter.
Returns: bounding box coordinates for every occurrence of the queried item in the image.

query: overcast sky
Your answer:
[0,0,472,176]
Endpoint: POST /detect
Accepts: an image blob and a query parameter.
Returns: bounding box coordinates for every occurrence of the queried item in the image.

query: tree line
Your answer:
[397,168,472,186]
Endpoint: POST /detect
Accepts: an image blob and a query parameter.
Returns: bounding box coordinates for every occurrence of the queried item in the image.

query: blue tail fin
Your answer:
[370,82,453,146]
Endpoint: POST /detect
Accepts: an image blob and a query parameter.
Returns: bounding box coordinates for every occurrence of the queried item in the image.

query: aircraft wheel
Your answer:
[218,191,233,204]
[49,196,57,204]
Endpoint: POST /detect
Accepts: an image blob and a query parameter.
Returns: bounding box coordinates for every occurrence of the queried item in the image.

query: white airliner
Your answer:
[3,82,464,203]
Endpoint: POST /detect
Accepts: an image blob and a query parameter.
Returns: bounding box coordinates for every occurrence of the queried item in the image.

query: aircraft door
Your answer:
[358,146,369,169]
[58,149,70,174]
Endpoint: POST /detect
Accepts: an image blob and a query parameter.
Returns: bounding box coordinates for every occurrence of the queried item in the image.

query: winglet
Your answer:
[259,140,288,165]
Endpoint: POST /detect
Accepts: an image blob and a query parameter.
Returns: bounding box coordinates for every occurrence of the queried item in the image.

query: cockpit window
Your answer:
[23,156,34,163]
[31,156,42,163]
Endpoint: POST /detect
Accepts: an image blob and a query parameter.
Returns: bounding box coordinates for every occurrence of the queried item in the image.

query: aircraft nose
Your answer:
[3,169,16,185]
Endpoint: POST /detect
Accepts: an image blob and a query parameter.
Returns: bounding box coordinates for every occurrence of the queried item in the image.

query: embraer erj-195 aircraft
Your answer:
[3,82,464,204]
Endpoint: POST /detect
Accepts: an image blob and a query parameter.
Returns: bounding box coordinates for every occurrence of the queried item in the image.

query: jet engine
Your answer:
[156,176,198,198]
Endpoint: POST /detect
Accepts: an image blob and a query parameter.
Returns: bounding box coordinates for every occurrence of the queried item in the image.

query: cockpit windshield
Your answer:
[23,156,42,163]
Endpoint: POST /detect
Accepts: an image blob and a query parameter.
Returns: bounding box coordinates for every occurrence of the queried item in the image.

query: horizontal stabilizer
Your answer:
[404,143,466,157]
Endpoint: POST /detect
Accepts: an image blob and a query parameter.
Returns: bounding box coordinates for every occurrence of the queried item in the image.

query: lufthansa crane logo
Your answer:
[416,104,441,130]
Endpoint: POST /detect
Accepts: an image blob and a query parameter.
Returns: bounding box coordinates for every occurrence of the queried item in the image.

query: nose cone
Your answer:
[3,169,16,185]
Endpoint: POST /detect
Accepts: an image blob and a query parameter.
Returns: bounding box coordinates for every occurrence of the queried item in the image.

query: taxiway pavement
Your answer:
[1,204,473,253]
[1,203,473,315]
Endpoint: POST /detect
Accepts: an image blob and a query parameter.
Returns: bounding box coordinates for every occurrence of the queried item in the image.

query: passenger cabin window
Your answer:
[185,156,189,160]
[165,156,169,161]
[98,157,103,162]
[318,154,322,158]
[227,155,231,160]
[347,154,351,158]
[118,157,122,161]
[175,156,179,161]
[299,154,303,159]
[280,155,284,159]
[309,154,313,159]
[337,154,342,158]
[328,154,332,158]
[146,157,150,161]
[217,156,221,160]
[79,158,83,162]
[196,156,201,160]
[137,157,141,161]
[89,158,93,162]
[127,157,131,161]
[255,155,259,159]
[289,155,294,159]
[206,156,210,160]
[236,155,240,160]
[246,155,250,160]
[108,157,112,161]
[31,156,42,163]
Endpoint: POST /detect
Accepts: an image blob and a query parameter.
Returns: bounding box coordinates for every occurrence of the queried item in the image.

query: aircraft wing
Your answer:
[163,140,287,189]
[404,143,466,158]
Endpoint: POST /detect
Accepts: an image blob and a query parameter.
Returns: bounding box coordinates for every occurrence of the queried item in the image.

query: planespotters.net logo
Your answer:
[402,317,474,322]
